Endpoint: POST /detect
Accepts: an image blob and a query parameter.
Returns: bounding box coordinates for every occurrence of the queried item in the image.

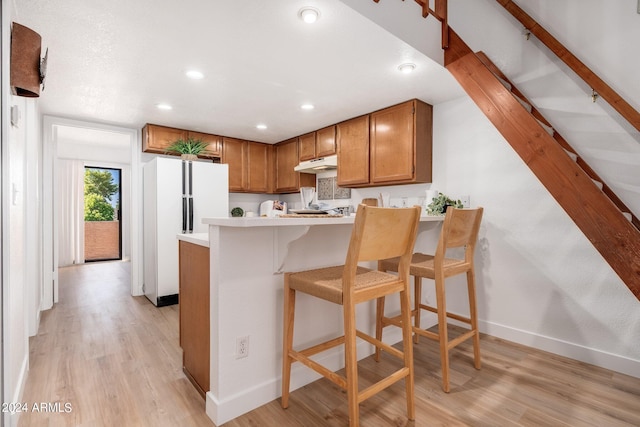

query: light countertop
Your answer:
[176,232,209,247]
[202,214,443,228]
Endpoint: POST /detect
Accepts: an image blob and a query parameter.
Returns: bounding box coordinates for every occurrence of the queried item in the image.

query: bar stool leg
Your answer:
[400,287,415,420]
[343,302,359,426]
[281,275,295,408]
[434,272,450,393]
[374,296,385,362]
[467,269,481,369]
[413,276,422,344]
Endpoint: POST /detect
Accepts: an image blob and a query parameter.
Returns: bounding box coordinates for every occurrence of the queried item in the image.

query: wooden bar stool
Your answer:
[376,207,483,393]
[281,204,421,426]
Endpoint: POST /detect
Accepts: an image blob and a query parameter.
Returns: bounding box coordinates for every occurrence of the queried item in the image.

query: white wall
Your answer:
[2,5,42,426]
[433,87,640,377]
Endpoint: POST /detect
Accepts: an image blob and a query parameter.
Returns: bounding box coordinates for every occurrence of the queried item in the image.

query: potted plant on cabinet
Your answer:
[165,137,209,160]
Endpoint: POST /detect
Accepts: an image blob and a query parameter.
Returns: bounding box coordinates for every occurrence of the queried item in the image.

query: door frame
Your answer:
[42,116,141,308]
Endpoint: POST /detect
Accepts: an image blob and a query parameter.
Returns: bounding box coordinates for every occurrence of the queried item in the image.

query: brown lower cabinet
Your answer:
[179,241,210,399]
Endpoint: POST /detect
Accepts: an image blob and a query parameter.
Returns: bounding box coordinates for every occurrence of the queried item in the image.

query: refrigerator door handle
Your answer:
[188,161,194,233]
[182,160,187,233]
[182,197,187,234]
[188,198,194,233]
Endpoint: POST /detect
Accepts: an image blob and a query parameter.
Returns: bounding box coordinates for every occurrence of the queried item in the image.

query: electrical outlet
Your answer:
[460,195,470,208]
[236,336,249,359]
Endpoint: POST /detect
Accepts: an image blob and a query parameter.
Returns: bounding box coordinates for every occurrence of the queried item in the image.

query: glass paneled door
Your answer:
[84,167,122,262]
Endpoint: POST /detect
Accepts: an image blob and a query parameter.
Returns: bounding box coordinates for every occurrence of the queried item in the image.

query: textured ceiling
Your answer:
[13,0,464,144]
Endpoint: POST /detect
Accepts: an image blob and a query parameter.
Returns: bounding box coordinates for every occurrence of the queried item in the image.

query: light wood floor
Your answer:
[19,261,640,426]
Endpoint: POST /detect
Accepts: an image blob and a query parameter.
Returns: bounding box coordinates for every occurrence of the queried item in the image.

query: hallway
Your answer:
[18,261,214,427]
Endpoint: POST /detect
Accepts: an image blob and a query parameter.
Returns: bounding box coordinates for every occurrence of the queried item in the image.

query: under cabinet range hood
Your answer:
[294,155,338,173]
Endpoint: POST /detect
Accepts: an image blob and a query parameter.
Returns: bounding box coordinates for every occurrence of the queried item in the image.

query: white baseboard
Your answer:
[480,320,640,379]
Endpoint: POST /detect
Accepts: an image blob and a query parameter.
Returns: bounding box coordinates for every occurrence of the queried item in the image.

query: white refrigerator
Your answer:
[143,157,229,306]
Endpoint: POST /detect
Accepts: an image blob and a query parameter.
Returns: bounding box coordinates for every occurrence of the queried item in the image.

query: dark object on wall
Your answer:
[10,22,46,97]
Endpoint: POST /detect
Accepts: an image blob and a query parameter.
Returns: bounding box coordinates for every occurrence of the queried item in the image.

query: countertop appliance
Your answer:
[143,157,229,306]
[260,200,287,217]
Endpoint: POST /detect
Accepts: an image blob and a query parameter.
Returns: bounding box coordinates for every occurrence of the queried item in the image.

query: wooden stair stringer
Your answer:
[445,50,640,299]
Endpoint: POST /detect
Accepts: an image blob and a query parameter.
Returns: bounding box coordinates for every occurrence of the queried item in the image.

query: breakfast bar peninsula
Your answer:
[177,214,443,425]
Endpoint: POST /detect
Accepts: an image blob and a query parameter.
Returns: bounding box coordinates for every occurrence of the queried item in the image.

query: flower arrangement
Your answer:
[426,192,463,215]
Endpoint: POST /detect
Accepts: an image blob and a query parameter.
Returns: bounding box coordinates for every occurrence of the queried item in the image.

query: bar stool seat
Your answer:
[376,207,484,393]
[281,204,422,427]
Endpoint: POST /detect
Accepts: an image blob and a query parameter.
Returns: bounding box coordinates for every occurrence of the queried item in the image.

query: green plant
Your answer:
[84,169,118,221]
[427,192,463,215]
[165,137,208,156]
[84,193,115,221]
[231,207,244,217]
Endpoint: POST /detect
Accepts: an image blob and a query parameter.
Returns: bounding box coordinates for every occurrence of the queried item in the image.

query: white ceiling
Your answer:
[13,0,463,144]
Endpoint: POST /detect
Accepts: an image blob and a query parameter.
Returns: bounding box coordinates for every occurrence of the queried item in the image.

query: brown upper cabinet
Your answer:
[336,115,370,187]
[369,99,432,185]
[299,126,336,162]
[298,133,317,162]
[142,124,222,159]
[247,141,270,193]
[337,99,432,188]
[188,131,222,158]
[275,138,315,193]
[142,124,187,155]
[222,137,247,192]
[316,125,336,158]
[222,138,271,193]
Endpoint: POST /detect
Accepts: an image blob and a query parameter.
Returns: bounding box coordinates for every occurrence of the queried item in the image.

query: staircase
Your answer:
[371,0,640,299]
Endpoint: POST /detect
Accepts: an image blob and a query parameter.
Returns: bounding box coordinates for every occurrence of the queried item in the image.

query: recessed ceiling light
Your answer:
[186,70,204,79]
[256,124,267,130]
[398,63,416,74]
[156,103,172,110]
[301,104,315,110]
[299,7,320,23]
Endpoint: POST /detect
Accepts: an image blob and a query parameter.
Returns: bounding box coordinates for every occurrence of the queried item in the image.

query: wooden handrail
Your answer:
[496,0,640,133]
[372,0,449,48]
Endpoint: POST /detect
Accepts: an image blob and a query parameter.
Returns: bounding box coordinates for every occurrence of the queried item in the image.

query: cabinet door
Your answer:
[247,141,269,193]
[298,132,316,161]
[188,131,222,158]
[370,101,415,184]
[275,138,299,193]
[316,125,336,157]
[337,115,370,187]
[143,124,187,154]
[179,241,210,398]
[222,137,247,192]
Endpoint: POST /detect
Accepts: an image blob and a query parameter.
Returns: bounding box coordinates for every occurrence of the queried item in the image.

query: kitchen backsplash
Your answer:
[312,170,435,212]
[228,170,441,216]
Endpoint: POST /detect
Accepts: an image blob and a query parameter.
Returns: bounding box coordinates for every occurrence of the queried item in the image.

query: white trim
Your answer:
[481,320,640,378]
[1,0,9,423]
[41,116,141,306]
